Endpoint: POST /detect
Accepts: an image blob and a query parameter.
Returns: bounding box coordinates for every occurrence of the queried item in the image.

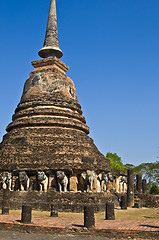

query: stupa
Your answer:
[0,0,110,192]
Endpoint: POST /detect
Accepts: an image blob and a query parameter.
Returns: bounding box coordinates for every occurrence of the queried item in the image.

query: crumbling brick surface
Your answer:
[0,57,110,173]
[135,193,159,208]
[0,191,119,212]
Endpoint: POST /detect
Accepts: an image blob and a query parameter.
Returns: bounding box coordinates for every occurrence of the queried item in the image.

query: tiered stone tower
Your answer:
[0,0,110,177]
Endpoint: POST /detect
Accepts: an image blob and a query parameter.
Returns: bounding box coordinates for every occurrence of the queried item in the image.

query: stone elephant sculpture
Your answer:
[97,172,108,192]
[18,171,30,191]
[81,170,96,192]
[121,176,127,192]
[121,176,127,184]
[107,172,113,182]
[97,172,113,192]
[37,171,48,192]
[56,171,68,192]
[0,172,12,190]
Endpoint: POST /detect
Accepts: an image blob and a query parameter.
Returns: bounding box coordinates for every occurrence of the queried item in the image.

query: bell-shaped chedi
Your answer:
[0,0,110,173]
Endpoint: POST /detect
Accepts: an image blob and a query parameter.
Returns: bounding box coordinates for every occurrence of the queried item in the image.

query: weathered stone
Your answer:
[82,156,96,164]
[21,205,32,223]
[0,57,110,173]
[69,175,78,192]
[121,195,127,210]
[50,205,58,217]
[84,205,95,228]
[2,200,9,215]
[105,202,115,220]
[38,0,63,58]
[142,179,147,194]
[0,191,121,212]
[0,0,110,195]
[136,174,142,193]
[133,202,142,208]
[127,170,134,207]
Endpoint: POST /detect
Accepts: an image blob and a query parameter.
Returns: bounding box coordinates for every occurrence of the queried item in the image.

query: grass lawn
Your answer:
[9,207,159,220]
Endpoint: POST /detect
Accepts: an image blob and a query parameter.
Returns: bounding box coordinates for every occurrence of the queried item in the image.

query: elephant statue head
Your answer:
[37,171,46,181]
[81,170,96,192]
[97,172,108,192]
[121,176,127,184]
[97,172,113,192]
[37,171,48,192]
[18,171,29,191]
[98,172,108,182]
[56,171,68,192]
[107,172,113,182]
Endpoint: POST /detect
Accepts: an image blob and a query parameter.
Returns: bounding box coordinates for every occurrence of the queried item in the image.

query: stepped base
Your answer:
[0,190,120,213]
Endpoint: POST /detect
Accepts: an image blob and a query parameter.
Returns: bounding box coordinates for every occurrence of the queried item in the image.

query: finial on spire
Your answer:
[38,0,63,59]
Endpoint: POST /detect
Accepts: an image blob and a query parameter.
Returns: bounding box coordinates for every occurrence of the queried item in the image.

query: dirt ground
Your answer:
[0,231,157,240]
[0,208,158,240]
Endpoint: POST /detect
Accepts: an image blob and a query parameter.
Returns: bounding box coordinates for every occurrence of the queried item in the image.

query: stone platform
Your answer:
[0,191,120,212]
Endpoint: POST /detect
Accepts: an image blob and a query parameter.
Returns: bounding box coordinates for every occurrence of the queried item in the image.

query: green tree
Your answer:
[106,152,126,171]
[134,161,159,186]
[150,183,159,195]
[124,163,135,169]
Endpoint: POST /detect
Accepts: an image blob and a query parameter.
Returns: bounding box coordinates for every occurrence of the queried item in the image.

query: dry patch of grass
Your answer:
[9,208,159,220]
[114,207,159,220]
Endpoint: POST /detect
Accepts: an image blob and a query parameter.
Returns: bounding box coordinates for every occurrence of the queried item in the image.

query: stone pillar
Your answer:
[2,190,9,215]
[84,205,95,228]
[21,205,32,224]
[142,179,147,194]
[127,169,134,207]
[105,202,115,220]
[2,200,9,215]
[50,204,58,217]
[93,175,98,192]
[121,195,127,210]
[69,175,78,192]
[136,174,142,193]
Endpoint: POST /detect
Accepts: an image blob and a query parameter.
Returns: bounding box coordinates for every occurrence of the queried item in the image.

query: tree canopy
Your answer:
[134,161,159,185]
[106,152,159,187]
[106,152,126,171]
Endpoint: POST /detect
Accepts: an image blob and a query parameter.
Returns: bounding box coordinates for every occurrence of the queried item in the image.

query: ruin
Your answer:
[0,0,128,211]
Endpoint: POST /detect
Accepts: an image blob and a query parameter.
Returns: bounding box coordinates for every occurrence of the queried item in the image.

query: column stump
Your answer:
[21,205,32,224]
[84,205,95,229]
[105,202,115,220]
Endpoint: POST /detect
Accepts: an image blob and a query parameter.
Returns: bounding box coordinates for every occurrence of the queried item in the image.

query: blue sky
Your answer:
[0,0,159,166]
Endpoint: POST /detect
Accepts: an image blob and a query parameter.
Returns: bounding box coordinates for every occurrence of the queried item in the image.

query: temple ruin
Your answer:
[0,0,127,210]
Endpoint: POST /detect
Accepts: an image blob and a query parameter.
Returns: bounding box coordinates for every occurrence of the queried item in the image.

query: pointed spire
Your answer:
[38,0,63,59]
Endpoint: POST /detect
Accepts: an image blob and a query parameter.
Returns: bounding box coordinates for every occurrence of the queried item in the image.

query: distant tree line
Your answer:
[106,152,159,195]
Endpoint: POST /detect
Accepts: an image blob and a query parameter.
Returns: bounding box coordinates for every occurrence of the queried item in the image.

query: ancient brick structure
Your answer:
[0,0,111,195]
